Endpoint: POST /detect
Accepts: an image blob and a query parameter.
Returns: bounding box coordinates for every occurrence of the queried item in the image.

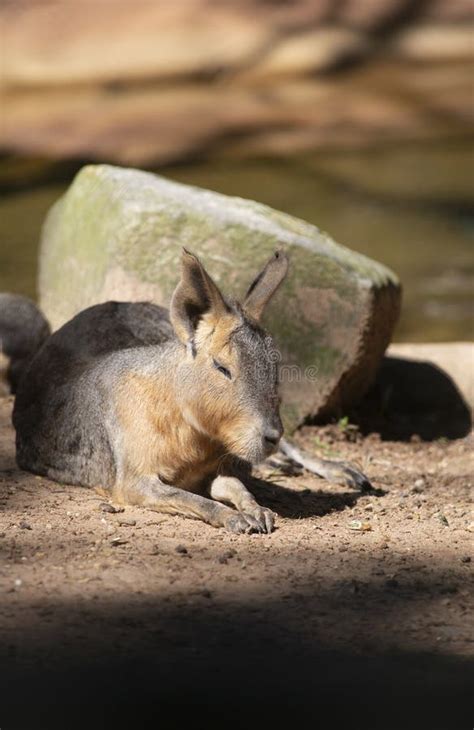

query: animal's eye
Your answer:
[213,359,232,380]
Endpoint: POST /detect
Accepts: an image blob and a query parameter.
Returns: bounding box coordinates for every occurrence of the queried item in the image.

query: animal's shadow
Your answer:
[349,356,471,441]
[246,474,383,520]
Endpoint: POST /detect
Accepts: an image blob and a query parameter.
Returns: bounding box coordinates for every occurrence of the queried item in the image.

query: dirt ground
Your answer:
[0,394,472,729]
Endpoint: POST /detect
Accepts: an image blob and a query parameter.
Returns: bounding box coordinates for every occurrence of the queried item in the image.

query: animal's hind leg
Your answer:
[278,438,373,492]
[118,476,263,534]
[209,476,274,534]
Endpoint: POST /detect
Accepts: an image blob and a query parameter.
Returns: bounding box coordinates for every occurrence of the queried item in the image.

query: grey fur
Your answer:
[13,302,176,487]
[0,293,51,393]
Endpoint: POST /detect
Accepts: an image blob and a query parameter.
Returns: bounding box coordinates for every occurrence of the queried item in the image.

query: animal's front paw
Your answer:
[324,460,373,492]
[239,504,275,534]
[223,507,275,534]
[224,513,256,535]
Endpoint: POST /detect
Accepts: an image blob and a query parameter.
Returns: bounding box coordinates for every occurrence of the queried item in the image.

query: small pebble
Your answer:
[19,521,32,530]
[348,520,372,532]
[99,503,118,514]
[217,549,237,564]
[118,519,136,527]
[460,556,471,564]
[110,537,128,546]
[412,478,425,494]
[175,545,188,555]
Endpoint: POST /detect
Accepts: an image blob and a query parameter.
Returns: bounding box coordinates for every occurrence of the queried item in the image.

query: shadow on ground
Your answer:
[248,476,364,518]
[2,589,472,730]
[349,357,472,441]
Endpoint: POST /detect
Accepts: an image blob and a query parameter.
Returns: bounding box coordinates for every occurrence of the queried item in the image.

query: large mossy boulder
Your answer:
[39,164,401,431]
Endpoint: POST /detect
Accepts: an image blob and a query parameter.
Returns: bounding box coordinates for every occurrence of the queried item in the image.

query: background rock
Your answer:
[39,164,400,430]
[1,0,472,166]
[2,0,471,87]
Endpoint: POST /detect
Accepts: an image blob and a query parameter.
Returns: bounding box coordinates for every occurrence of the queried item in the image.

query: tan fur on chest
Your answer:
[114,371,223,491]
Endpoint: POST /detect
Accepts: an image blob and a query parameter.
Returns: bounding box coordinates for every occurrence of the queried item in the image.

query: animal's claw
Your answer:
[240,505,275,534]
[225,513,255,534]
[264,509,274,534]
[334,462,373,492]
[254,506,274,534]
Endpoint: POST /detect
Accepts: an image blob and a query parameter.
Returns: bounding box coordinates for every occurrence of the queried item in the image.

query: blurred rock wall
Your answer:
[1,0,473,165]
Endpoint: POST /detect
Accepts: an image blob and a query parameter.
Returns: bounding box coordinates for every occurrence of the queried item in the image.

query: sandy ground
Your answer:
[0,394,472,728]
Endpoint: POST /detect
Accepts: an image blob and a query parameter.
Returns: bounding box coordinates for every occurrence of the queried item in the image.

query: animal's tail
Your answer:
[0,293,50,395]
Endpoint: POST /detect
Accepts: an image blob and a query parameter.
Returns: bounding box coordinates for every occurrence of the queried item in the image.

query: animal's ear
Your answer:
[170,248,229,350]
[243,249,289,321]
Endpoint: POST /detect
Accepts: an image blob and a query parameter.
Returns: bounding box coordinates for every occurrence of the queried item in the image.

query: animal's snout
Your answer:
[263,427,282,449]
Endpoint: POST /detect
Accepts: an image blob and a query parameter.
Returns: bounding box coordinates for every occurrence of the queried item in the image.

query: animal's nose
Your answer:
[264,428,282,447]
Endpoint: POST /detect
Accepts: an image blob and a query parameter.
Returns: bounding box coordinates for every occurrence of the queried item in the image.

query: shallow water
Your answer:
[1,138,473,341]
